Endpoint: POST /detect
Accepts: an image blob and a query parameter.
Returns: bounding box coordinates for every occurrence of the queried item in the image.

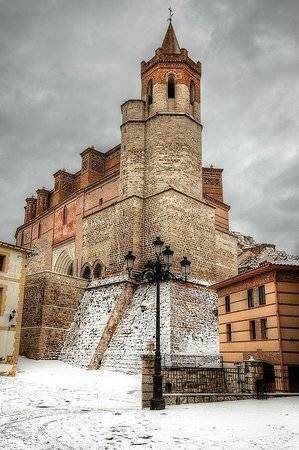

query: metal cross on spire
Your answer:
[168,6,174,23]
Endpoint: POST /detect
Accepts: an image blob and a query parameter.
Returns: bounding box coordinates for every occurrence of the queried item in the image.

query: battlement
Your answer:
[22,144,120,224]
[121,100,145,123]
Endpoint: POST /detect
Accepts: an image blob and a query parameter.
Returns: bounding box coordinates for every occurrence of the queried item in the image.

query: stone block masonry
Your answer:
[59,280,128,368]
[101,279,220,373]
[20,271,87,359]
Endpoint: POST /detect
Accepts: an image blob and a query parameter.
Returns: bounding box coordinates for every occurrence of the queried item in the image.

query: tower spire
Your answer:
[161,8,180,54]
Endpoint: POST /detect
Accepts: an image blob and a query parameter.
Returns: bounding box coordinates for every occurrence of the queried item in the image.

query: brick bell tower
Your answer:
[141,21,203,200]
[120,21,237,281]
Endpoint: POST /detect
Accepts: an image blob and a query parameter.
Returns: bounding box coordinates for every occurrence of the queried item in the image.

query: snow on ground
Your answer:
[0,357,298,449]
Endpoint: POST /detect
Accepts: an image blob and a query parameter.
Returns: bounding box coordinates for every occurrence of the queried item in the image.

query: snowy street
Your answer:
[0,358,298,449]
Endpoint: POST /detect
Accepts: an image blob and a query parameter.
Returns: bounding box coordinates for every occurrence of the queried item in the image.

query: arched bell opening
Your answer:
[147,79,153,105]
[167,74,175,99]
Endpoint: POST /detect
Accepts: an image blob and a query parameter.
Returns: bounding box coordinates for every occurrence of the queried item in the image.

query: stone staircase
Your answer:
[59,283,125,368]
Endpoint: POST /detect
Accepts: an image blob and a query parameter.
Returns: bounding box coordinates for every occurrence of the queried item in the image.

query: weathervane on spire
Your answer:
[168,6,174,23]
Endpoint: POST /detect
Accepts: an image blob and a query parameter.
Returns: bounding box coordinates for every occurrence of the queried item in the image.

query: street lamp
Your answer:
[124,238,191,410]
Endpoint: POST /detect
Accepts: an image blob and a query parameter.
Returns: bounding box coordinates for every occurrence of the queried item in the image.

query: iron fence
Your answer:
[162,365,291,396]
[163,366,250,394]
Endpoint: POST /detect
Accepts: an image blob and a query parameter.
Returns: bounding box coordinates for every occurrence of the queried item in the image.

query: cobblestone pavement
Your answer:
[0,358,298,449]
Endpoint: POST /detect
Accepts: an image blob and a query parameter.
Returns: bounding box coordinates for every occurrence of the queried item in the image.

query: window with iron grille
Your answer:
[247,288,254,308]
[226,323,232,342]
[249,320,256,340]
[258,285,266,305]
[261,318,268,339]
[225,295,230,313]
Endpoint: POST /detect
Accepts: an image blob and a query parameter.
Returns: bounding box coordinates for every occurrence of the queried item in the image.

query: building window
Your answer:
[225,295,230,313]
[249,320,256,340]
[261,318,268,339]
[63,206,67,225]
[258,285,266,305]
[20,231,24,246]
[147,80,153,105]
[226,323,232,342]
[99,198,103,206]
[0,255,5,272]
[38,222,42,238]
[190,80,195,105]
[247,288,254,308]
[167,74,175,99]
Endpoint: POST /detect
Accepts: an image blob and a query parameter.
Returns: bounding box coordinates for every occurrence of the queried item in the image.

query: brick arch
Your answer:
[92,259,105,279]
[81,263,92,280]
[53,250,73,275]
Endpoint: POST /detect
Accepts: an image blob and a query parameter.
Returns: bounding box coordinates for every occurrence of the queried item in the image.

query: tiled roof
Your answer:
[161,22,180,54]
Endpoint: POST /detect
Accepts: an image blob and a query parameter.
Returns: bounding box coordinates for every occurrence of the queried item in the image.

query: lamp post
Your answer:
[124,237,191,410]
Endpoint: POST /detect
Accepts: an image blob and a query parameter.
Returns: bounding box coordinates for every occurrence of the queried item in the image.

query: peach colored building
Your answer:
[211,263,299,392]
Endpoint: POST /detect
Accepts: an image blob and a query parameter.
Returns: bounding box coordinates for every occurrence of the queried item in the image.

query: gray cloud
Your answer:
[0,0,298,254]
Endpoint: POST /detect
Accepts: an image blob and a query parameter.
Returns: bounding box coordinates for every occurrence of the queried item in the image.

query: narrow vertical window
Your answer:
[38,222,42,238]
[167,74,175,99]
[261,318,268,339]
[249,320,256,340]
[190,80,195,105]
[20,232,24,246]
[247,288,254,308]
[225,295,230,313]
[258,285,266,305]
[63,206,67,225]
[0,255,5,272]
[226,323,232,342]
[147,80,153,105]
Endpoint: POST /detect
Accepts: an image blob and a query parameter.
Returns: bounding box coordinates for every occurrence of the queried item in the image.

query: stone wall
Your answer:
[101,279,219,373]
[20,271,87,359]
[170,282,219,355]
[59,280,128,368]
[144,114,202,200]
[142,190,216,281]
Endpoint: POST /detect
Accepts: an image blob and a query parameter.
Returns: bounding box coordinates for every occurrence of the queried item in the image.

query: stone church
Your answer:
[15,22,239,371]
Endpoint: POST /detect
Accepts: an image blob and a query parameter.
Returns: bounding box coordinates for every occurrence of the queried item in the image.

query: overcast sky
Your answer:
[0,0,298,254]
